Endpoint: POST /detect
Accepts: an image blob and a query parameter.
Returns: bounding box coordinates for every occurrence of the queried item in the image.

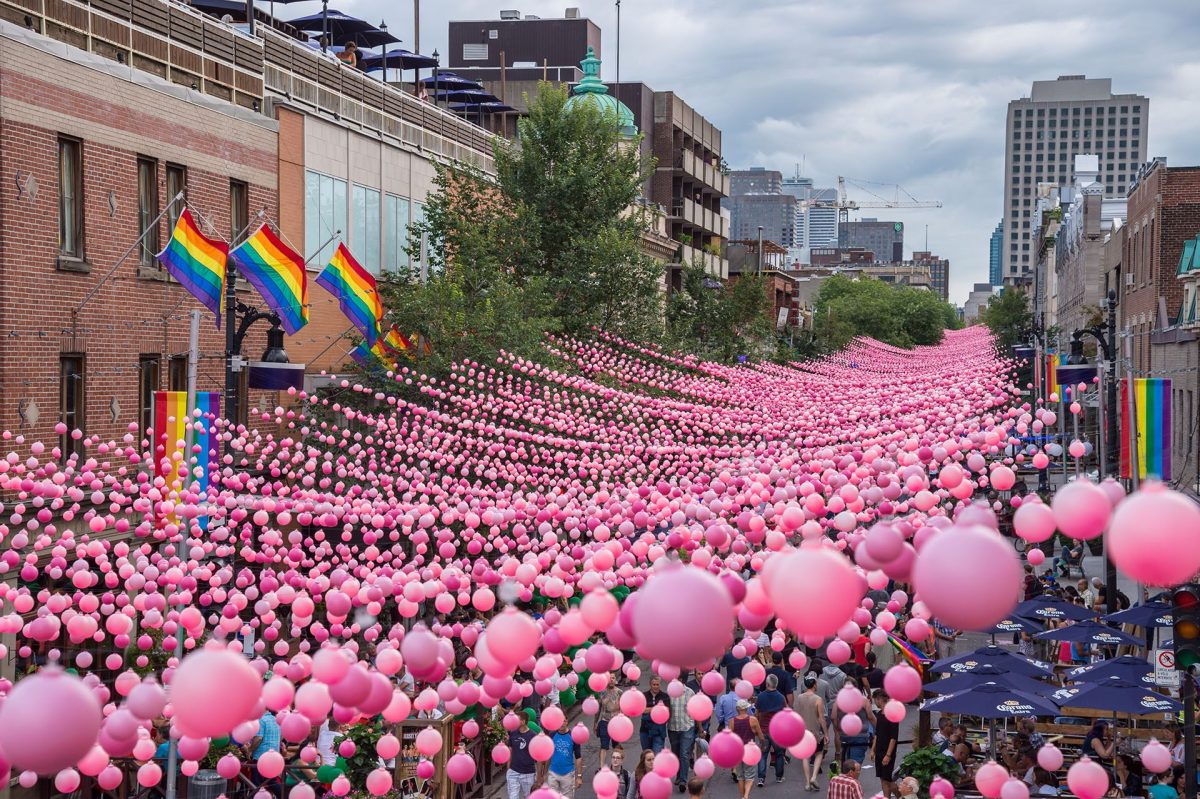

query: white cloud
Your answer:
[279,0,1200,303]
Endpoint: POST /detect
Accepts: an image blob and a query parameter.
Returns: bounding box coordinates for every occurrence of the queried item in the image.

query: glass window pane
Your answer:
[364,187,380,275]
[305,170,320,263]
[351,185,367,267]
[333,179,347,267]
[411,201,426,276]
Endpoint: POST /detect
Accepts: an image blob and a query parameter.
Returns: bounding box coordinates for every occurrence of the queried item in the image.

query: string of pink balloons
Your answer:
[0,327,1195,799]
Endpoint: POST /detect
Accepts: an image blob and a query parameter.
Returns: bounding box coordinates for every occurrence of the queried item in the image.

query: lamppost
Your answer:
[1061,288,1119,613]
[223,288,291,453]
[757,225,764,276]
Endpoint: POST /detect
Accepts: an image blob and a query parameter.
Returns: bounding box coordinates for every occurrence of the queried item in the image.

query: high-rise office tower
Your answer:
[781,171,838,264]
[989,219,1004,286]
[1002,76,1148,286]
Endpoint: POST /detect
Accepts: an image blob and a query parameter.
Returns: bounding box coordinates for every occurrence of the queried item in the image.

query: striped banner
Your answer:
[152,391,219,532]
[1119,378,1172,480]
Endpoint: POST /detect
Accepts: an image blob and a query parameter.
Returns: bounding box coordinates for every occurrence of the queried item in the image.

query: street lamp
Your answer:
[757,226,764,275]
[1063,289,1119,615]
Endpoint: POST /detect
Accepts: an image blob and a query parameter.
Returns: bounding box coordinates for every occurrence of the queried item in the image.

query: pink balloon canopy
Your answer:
[0,327,1194,790]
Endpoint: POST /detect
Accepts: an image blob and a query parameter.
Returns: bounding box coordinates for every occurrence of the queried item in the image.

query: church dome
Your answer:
[563,46,637,137]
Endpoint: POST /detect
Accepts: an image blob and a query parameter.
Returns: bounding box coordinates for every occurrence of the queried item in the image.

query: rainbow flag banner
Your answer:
[1120,378,1172,480]
[384,324,414,360]
[229,225,309,335]
[316,244,383,346]
[152,390,219,532]
[1044,352,1065,393]
[156,209,227,327]
[350,338,397,372]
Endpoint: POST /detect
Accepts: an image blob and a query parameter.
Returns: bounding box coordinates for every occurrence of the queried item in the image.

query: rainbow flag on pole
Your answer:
[1120,377,1173,480]
[316,244,384,345]
[228,225,309,335]
[350,338,397,372]
[156,209,227,327]
[152,390,219,532]
[1044,352,1065,394]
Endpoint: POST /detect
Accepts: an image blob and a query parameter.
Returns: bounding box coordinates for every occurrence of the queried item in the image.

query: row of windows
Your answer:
[1014,118,1138,130]
[1014,105,1141,116]
[58,352,190,461]
[57,136,248,268]
[304,170,426,276]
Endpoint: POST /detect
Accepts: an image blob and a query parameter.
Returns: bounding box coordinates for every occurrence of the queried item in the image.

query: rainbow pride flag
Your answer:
[350,338,397,372]
[384,324,414,360]
[229,225,309,335]
[884,629,929,678]
[316,244,383,346]
[156,208,227,327]
[152,390,219,532]
[1120,378,1173,480]
[1044,352,1065,393]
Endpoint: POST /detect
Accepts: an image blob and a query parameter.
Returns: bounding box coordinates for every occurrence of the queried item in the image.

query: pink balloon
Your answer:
[974,761,1008,798]
[708,731,745,768]
[883,664,922,703]
[1107,483,1200,586]
[912,525,1021,631]
[1140,739,1172,773]
[632,566,734,667]
[1013,501,1056,543]
[170,648,261,738]
[1051,480,1111,541]
[766,548,862,638]
[446,753,476,784]
[0,668,101,775]
[1066,758,1109,799]
[1037,744,1063,772]
[768,710,805,747]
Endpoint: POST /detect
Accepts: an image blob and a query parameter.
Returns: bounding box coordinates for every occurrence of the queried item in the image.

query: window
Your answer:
[230,179,249,245]
[138,157,159,265]
[166,164,187,231]
[58,137,84,259]
[384,194,411,272]
[60,354,85,462]
[411,201,428,275]
[305,170,347,267]
[351,185,381,274]
[168,355,187,392]
[138,355,160,437]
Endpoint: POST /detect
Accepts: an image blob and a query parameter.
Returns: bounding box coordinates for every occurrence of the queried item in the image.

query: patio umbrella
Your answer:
[987,616,1043,635]
[188,0,248,17]
[1016,593,1096,622]
[288,8,393,50]
[931,645,1055,678]
[436,89,498,104]
[449,101,516,113]
[920,682,1061,718]
[1051,677,1182,715]
[358,48,439,72]
[419,71,484,91]
[925,664,1055,697]
[1035,620,1143,647]
[1066,656,1154,685]
[1104,602,1173,628]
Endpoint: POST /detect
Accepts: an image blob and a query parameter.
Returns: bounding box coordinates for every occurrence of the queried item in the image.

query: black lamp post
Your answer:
[431,49,439,107]
[1064,288,1119,614]
[224,296,289,451]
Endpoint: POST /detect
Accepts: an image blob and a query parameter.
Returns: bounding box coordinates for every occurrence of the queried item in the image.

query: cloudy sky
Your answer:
[287,0,1200,303]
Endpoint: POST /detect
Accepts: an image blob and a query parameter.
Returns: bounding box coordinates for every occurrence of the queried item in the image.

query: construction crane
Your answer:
[799,176,943,223]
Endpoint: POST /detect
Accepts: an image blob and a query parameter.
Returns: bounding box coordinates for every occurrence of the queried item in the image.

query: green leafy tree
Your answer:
[666,260,778,362]
[812,274,961,351]
[979,288,1032,351]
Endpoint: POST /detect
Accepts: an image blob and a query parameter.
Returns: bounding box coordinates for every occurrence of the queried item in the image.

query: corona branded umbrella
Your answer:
[1035,620,1143,647]
[1052,677,1182,715]
[931,645,1055,678]
[1016,593,1096,623]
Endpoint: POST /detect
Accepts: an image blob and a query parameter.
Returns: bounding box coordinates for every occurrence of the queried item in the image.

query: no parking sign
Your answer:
[1155,649,1180,688]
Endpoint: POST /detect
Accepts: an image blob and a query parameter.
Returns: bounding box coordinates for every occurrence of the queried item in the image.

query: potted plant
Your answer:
[897,746,957,799]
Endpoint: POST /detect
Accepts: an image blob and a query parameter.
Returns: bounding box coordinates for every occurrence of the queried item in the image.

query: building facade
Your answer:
[989,219,1004,286]
[963,283,1000,323]
[810,247,876,266]
[1053,155,1126,336]
[730,167,782,196]
[1002,76,1148,287]
[839,219,903,263]
[0,0,498,452]
[781,172,838,264]
[729,193,796,248]
[912,251,950,301]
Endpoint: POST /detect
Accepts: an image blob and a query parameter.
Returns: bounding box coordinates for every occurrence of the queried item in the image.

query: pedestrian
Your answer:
[634,749,656,799]
[861,652,884,691]
[1022,717,1045,751]
[337,40,359,68]
[827,759,864,799]
[833,677,875,766]
[795,673,828,792]
[721,648,752,682]
[611,746,636,799]
[870,691,899,799]
[506,713,538,799]
[850,632,871,669]
[597,674,622,770]
[755,674,787,786]
[818,663,846,727]
[728,699,763,799]
[715,678,740,736]
[250,709,282,798]
[687,777,706,799]
[767,651,796,705]
[547,717,583,798]
[932,619,960,660]
[668,675,699,792]
[641,676,669,754]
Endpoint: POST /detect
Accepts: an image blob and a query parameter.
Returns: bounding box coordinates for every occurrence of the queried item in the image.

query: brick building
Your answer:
[0,13,277,452]
[1121,158,1200,493]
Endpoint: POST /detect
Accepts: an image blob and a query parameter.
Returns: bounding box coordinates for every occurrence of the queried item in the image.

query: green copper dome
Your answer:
[564,46,637,137]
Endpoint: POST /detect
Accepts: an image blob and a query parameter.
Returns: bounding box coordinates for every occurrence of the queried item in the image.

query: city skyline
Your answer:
[300,0,1200,304]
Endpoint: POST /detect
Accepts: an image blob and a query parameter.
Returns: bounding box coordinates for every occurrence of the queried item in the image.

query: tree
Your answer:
[979,289,1032,351]
[666,260,777,362]
[812,275,961,351]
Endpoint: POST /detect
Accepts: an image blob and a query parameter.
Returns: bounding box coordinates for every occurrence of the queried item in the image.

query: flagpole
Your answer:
[71,192,186,337]
[160,209,268,321]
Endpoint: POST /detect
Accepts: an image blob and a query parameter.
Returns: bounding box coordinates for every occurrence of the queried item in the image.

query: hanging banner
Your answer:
[152,390,220,532]
[1120,377,1172,480]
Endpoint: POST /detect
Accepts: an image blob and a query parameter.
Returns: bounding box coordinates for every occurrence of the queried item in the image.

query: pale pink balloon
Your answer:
[1036,744,1063,771]
[631,566,734,667]
[1013,502,1055,543]
[766,548,862,638]
[0,668,101,775]
[446,753,476,784]
[170,648,261,738]
[975,761,1008,798]
[883,664,922,703]
[1066,758,1109,799]
[528,734,554,762]
[1051,480,1111,541]
[990,466,1015,491]
[999,778,1029,799]
[693,756,715,780]
[912,525,1020,631]
[1140,739,1172,773]
[1107,483,1200,586]
[365,768,393,796]
[486,609,541,667]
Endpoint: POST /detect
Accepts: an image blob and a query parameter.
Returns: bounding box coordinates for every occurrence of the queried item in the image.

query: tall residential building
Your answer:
[1002,75,1149,287]
[839,219,903,263]
[989,220,1004,286]
[913,251,951,302]
[730,167,783,195]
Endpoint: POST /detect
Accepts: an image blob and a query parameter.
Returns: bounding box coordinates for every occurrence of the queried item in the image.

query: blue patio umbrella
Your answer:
[358,48,439,72]
[919,681,1061,718]
[931,645,1055,678]
[1066,655,1154,684]
[288,8,396,49]
[449,101,515,113]
[419,71,484,91]
[925,664,1056,697]
[436,89,498,104]
[1016,593,1096,622]
[1035,620,1143,647]
[987,616,1043,635]
[1051,677,1182,714]
[1104,602,1173,628]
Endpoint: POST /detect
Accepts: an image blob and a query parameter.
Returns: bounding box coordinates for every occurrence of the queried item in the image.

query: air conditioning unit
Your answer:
[499,9,521,19]
[565,7,580,17]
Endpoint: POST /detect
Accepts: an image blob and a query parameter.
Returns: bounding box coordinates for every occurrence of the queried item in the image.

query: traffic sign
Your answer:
[1156,649,1180,688]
